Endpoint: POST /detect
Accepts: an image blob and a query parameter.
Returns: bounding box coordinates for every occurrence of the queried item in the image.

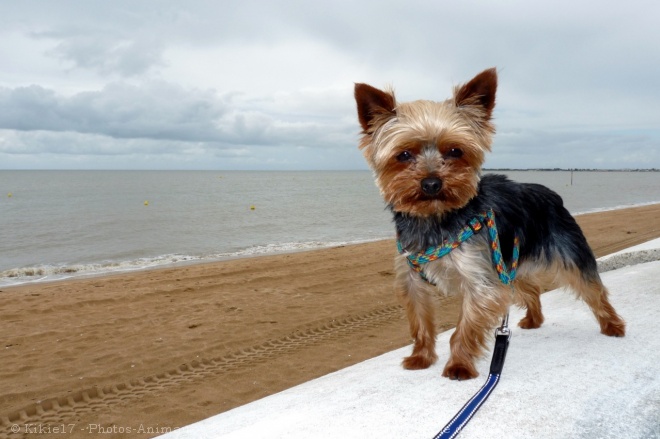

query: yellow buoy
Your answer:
[7,192,11,198]
[250,205,256,210]
[144,200,149,206]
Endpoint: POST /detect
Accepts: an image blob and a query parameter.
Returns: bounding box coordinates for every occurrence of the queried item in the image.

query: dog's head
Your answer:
[355,68,497,217]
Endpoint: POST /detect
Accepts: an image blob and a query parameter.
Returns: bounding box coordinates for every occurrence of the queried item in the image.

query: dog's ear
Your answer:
[354,83,396,132]
[454,68,497,118]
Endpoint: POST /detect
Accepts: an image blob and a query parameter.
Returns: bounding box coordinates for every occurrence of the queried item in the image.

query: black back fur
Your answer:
[394,174,599,279]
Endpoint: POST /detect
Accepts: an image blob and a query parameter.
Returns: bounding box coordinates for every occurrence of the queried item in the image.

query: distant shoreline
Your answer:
[484,168,659,172]
[1,168,659,172]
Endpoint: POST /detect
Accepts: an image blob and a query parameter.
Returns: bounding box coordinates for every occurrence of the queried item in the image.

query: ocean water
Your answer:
[1,170,658,286]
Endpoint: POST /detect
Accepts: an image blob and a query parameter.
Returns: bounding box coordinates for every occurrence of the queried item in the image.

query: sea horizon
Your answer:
[2,168,659,171]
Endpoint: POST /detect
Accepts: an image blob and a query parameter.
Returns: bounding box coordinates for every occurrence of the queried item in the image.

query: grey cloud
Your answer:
[0,128,363,171]
[0,82,226,142]
[490,129,660,169]
[0,129,195,156]
[46,35,165,77]
[0,82,357,154]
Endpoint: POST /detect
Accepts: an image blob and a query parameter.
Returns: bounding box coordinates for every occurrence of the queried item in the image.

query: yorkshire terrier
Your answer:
[354,68,626,380]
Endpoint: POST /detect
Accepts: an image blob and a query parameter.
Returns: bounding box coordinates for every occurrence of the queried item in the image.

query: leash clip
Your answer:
[495,311,511,338]
[490,312,511,375]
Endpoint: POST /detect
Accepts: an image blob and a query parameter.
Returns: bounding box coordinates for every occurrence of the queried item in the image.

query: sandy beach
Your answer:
[1,203,659,438]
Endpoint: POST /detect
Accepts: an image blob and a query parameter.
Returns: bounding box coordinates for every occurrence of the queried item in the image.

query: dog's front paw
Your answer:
[402,353,436,370]
[442,362,478,380]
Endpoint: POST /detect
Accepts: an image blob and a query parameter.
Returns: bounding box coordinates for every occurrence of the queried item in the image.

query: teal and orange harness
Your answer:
[396,209,520,439]
[397,209,520,286]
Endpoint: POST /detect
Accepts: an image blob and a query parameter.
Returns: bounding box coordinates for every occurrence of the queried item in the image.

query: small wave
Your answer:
[0,255,204,287]
[0,238,391,287]
[213,239,381,258]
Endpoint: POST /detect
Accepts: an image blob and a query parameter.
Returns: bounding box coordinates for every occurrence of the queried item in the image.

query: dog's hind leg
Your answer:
[562,267,626,337]
[513,277,545,329]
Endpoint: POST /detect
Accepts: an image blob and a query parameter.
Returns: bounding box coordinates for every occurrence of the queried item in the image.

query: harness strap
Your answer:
[397,209,520,286]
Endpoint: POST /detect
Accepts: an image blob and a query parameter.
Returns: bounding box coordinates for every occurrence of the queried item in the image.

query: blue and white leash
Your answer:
[433,313,511,439]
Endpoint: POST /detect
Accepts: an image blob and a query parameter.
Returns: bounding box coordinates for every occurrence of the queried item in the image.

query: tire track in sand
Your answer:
[0,304,404,436]
[592,228,660,258]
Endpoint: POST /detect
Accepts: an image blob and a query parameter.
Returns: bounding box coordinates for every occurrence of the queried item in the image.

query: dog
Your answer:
[354,68,625,380]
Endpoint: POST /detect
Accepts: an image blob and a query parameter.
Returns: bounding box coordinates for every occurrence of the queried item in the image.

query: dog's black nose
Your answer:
[421,177,442,196]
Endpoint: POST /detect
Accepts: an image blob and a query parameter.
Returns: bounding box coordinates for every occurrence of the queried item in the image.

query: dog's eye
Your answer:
[445,148,463,159]
[396,151,413,162]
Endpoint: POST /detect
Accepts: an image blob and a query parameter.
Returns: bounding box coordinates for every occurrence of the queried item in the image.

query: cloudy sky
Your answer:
[1,1,659,170]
